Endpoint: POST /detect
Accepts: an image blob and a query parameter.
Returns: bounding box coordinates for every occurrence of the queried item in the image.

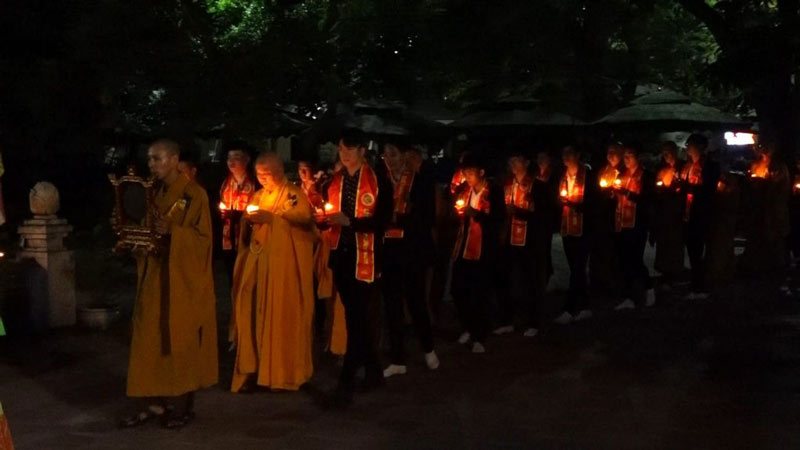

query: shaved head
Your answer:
[255,152,285,189]
[149,139,181,157]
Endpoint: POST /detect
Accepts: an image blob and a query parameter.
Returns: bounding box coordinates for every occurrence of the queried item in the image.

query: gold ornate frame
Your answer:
[108,166,158,254]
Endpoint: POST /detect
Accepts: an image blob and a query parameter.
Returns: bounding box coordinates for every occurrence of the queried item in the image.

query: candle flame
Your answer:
[0,251,4,258]
[656,181,663,187]
[599,179,608,188]
[455,199,465,208]
[246,204,259,213]
[324,202,334,212]
[560,189,568,197]
[219,202,228,210]
[614,179,621,186]
[795,183,800,189]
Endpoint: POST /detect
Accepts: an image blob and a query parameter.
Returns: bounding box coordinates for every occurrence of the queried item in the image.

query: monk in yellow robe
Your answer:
[230,152,316,392]
[122,139,218,429]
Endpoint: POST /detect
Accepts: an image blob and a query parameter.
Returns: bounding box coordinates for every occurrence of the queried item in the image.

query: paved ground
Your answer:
[2,238,800,449]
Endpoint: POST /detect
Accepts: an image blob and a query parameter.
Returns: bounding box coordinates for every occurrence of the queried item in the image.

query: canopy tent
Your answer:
[594,90,751,130]
[298,100,446,153]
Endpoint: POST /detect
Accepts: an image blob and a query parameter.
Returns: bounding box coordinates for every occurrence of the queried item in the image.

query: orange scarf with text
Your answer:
[220,174,255,250]
[453,185,491,261]
[560,167,586,237]
[504,175,533,246]
[385,166,415,239]
[327,164,380,283]
[615,166,643,231]
[680,160,703,222]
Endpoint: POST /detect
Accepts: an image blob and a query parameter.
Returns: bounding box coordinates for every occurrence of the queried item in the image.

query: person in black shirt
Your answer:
[494,151,543,338]
[451,152,504,353]
[380,142,440,378]
[320,128,393,408]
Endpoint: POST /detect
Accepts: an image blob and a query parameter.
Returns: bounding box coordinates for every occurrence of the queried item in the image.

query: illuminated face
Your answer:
[255,158,284,189]
[463,167,484,188]
[383,144,403,171]
[227,150,250,175]
[298,162,313,183]
[508,156,529,178]
[148,146,178,181]
[177,161,197,181]
[338,140,365,171]
[606,148,620,167]
[623,150,638,170]
[562,153,578,170]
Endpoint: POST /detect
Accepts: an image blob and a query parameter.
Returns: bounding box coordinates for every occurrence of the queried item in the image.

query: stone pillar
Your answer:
[17,182,76,328]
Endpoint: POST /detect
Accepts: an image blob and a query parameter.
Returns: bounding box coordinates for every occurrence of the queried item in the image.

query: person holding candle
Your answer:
[494,150,545,338]
[741,143,790,281]
[219,143,256,286]
[612,144,656,310]
[380,142,439,378]
[554,146,594,324]
[121,139,218,429]
[651,141,685,287]
[589,142,623,296]
[299,159,347,357]
[321,128,393,408]
[680,134,720,300]
[229,152,316,393]
[451,152,504,353]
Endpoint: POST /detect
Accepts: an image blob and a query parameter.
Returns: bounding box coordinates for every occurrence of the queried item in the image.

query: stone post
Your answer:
[17,182,76,328]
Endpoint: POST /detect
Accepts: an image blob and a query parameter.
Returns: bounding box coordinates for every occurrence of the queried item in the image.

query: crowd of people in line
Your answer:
[117,128,795,428]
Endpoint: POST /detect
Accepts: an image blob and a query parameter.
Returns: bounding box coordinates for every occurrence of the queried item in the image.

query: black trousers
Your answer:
[382,245,434,365]
[615,227,653,302]
[684,220,707,292]
[332,250,383,391]
[452,258,490,343]
[496,245,543,329]
[562,235,589,314]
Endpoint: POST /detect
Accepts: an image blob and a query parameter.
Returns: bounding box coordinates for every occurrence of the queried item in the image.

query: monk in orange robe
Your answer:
[230,152,316,392]
[122,139,218,429]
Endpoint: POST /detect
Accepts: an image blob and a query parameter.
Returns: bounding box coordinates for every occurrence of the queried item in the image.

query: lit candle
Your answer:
[560,189,568,197]
[656,180,664,187]
[614,179,621,187]
[599,179,608,188]
[795,183,800,190]
[219,202,228,211]
[324,202,334,213]
[246,204,259,214]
